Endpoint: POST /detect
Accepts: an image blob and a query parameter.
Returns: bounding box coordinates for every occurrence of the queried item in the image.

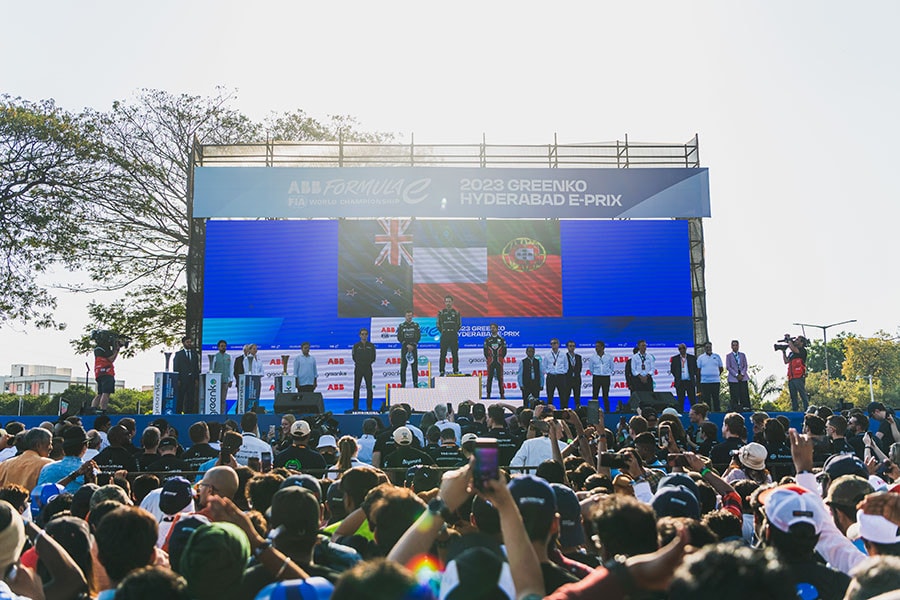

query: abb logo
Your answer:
[328,358,345,365]
[419,370,428,376]
[269,359,284,366]
[504,357,517,363]
[504,382,517,389]
[387,383,403,388]
[385,358,401,365]
[472,370,488,376]
[267,384,276,391]
[327,384,345,391]
[381,327,396,333]
[614,382,628,388]
[613,356,630,363]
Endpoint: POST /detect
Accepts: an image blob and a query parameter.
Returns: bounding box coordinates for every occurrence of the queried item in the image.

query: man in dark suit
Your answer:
[563,340,583,409]
[173,336,200,413]
[517,346,542,408]
[669,343,699,408]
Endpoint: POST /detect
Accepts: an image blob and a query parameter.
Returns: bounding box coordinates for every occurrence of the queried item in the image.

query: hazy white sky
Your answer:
[2,1,898,389]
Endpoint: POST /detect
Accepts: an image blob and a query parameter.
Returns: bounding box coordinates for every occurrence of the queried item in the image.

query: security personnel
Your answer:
[437,295,461,376]
[483,323,507,399]
[397,311,421,388]
[352,328,377,411]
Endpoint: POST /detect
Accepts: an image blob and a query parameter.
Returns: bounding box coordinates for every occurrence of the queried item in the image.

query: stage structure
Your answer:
[188,135,710,411]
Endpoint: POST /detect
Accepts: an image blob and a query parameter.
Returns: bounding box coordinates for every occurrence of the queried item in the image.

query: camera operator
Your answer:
[89,331,123,413]
[781,334,809,411]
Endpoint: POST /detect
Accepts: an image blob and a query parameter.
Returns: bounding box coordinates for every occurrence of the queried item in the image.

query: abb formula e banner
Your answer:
[194,166,710,219]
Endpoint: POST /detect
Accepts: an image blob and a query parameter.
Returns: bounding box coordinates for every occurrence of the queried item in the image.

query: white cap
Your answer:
[461,433,478,444]
[316,435,337,449]
[857,510,900,545]
[760,484,825,534]
[661,407,682,418]
[290,420,311,437]
[393,427,413,445]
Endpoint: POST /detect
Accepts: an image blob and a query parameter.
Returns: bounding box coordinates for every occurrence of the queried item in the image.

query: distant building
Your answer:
[3,364,124,396]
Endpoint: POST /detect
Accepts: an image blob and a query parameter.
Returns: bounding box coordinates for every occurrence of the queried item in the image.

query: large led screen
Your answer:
[202,218,693,402]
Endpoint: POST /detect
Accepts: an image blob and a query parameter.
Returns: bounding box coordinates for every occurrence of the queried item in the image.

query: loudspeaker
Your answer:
[274,392,324,415]
[628,391,678,411]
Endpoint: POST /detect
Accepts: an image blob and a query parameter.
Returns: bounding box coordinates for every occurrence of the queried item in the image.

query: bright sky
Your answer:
[2,1,898,391]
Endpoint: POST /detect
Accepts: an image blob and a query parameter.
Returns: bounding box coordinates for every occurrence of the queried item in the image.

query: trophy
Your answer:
[281,355,290,376]
[208,354,215,371]
[164,351,173,371]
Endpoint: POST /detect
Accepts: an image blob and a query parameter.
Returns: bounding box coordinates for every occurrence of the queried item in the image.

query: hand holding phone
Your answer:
[473,438,500,490]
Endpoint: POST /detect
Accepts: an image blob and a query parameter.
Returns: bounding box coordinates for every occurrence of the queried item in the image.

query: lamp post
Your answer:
[793,319,856,391]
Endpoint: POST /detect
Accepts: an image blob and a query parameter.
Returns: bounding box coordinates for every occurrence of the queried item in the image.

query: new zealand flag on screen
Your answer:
[339,219,562,318]
[338,219,413,317]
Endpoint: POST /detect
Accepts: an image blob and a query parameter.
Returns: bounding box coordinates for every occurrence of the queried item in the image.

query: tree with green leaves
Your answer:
[0,96,108,328]
[66,88,392,355]
[805,332,851,380]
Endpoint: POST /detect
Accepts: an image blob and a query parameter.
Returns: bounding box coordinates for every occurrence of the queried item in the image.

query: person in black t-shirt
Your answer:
[382,427,434,484]
[136,426,161,471]
[432,429,466,468]
[372,406,422,468]
[93,424,138,473]
[274,420,327,473]
[146,437,189,472]
[181,422,220,471]
[486,404,522,466]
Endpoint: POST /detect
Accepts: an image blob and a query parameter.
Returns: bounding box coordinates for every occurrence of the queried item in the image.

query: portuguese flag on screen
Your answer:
[486,220,562,317]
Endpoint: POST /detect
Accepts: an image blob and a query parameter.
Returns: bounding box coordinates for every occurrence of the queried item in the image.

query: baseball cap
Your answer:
[254,578,335,600]
[198,466,239,500]
[158,436,178,450]
[61,425,89,450]
[267,486,321,537]
[657,473,700,503]
[159,476,194,515]
[440,533,515,600]
[461,433,478,445]
[737,443,768,471]
[824,453,869,480]
[759,484,826,534]
[652,485,701,519]
[407,465,441,492]
[857,510,900,545]
[89,484,132,511]
[180,522,250,598]
[551,483,585,548]
[316,435,337,449]
[279,474,322,501]
[508,475,557,535]
[221,431,243,453]
[166,514,210,574]
[661,407,682,418]
[291,420,311,438]
[825,476,874,512]
[393,426,413,445]
[30,483,64,520]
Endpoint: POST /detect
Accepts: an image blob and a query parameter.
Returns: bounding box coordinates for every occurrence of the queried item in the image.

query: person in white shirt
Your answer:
[0,429,15,463]
[697,341,725,412]
[588,340,615,412]
[356,418,378,464]
[235,411,273,466]
[433,403,461,445]
[509,414,568,475]
[543,338,568,407]
[630,339,656,392]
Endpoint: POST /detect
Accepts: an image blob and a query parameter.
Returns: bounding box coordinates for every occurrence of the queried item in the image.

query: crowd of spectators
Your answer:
[0,399,900,599]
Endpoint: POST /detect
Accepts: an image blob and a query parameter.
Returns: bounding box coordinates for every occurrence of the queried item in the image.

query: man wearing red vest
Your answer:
[781,335,809,411]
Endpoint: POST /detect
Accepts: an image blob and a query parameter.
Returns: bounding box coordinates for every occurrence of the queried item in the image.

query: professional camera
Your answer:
[773,334,807,352]
[90,329,131,349]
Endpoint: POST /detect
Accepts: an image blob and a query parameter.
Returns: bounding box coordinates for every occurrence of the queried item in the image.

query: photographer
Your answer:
[780,335,809,411]
[89,330,124,413]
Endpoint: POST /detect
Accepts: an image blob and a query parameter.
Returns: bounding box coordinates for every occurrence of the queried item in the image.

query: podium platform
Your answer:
[388,375,482,412]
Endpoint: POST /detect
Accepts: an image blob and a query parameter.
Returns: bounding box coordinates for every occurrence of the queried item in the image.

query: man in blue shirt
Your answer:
[37,425,95,494]
[293,342,318,392]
